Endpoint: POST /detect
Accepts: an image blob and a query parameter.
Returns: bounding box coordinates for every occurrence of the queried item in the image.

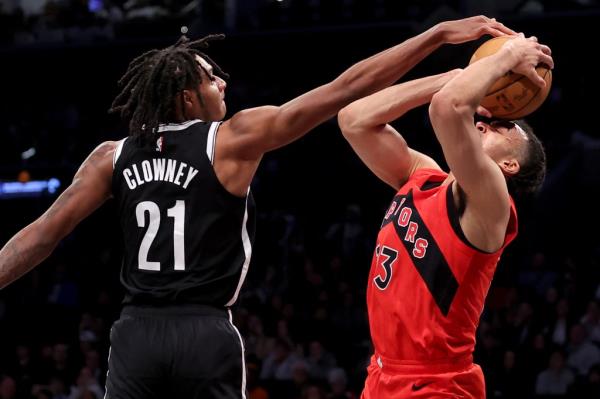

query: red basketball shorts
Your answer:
[360,355,485,398]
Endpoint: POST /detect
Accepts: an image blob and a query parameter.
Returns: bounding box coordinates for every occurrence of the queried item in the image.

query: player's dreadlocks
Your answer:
[109,34,228,145]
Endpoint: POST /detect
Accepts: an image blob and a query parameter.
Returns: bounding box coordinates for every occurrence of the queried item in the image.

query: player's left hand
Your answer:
[437,15,517,45]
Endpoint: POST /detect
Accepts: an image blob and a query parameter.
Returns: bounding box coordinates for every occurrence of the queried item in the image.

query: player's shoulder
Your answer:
[86,140,126,171]
[406,167,447,185]
[94,140,120,154]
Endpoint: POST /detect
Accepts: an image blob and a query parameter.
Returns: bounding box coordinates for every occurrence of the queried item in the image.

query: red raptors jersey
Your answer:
[367,168,517,363]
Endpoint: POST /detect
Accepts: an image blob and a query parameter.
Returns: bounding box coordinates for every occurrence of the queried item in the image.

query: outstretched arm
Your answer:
[428,35,553,250]
[0,142,115,289]
[221,16,516,159]
[338,70,461,190]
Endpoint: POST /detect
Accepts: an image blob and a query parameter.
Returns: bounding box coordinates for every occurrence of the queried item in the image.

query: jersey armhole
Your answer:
[446,183,495,254]
[206,122,221,165]
[112,138,127,170]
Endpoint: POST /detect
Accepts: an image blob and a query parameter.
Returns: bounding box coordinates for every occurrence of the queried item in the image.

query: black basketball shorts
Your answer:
[104,304,246,399]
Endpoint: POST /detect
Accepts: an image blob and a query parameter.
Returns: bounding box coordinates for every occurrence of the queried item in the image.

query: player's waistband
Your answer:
[121,303,229,318]
[372,353,473,374]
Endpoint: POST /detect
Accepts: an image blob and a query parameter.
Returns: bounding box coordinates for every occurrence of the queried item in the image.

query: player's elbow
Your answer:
[338,104,370,138]
[429,91,471,124]
[337,105,358,136]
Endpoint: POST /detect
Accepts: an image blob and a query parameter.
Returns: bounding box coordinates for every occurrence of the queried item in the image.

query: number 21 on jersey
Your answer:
[136,200,185,271]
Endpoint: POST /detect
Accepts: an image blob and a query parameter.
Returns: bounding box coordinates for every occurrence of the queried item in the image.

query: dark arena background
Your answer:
[1,1,600,398]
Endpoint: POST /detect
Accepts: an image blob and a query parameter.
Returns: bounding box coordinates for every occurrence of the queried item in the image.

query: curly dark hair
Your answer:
[109,34,228,145]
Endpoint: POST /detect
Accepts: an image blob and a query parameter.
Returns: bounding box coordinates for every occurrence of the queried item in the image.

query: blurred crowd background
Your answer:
[1,0,600,398]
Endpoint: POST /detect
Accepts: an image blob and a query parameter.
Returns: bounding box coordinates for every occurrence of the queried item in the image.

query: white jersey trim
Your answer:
[206,122,221,165]
[157,119,204,132]
[228,309,247,399]
[112,138,126,169]
[103,342,112,399]
[225,187,252,307]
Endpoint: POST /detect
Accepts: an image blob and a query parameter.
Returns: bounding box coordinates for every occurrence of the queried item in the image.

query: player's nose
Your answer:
[217,77,226,92]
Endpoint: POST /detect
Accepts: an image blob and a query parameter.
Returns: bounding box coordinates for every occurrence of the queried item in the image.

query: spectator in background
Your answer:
[535,349,575,396]
[508,302,536,347]
[275,319,296,352]
[327,368,354,399]
[245,314,274,361]
[67,367,104,399]
[547,298,571,346]
[47,344,75,387]
[260,338,300,381]
[581,300,600,344]
[307,341,336,381]
[291,360,311,396]
[566,324,600,375]
[47,264,79,309]
[83,350,102,383]
[324,204,366,266]
[517,251,557,297]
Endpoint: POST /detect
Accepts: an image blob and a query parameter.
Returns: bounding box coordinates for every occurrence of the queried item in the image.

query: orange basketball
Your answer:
[469,36,552,120]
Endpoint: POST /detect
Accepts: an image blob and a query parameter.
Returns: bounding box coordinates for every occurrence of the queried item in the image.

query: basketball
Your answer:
[469,36,552,119]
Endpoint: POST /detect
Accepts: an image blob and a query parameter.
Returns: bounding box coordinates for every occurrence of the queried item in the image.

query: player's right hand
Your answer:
[503,34,554,88]
[437,15,517,45]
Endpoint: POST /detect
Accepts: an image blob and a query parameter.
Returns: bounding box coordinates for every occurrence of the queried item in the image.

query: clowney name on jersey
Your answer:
[122,158,199,190]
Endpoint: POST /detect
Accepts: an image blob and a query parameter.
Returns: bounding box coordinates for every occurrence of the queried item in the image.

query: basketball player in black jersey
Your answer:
[0,16,515,399]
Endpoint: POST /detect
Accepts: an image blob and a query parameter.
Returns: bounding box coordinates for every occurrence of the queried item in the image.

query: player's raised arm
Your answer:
[428,35,553,251]
[0,142,115,289]
[337,70,462,190]
[219,16,516,161]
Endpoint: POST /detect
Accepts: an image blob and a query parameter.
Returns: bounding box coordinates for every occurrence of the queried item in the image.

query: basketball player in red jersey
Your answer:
[0,17,515,399]
[338,35,553,398]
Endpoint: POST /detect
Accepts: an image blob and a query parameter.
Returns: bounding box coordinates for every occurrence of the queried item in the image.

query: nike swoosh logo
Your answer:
[411,382,432,391]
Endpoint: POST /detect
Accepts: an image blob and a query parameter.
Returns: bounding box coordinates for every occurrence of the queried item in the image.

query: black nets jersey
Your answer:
[112,120,256,306]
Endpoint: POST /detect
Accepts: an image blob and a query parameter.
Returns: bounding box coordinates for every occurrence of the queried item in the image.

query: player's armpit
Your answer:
[0,141,115,289]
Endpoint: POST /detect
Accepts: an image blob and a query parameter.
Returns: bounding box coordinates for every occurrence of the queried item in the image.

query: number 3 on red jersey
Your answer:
[373,245,398,290]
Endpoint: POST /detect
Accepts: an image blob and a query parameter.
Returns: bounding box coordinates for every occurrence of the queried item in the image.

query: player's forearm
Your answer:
[341,71,459,132]
[336,26,445,100]
[0,221,56,289]
[434,48,517,114]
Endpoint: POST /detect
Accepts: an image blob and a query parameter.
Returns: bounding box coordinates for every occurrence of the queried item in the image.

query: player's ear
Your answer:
[475,121,488,132]
[499,158,520,176]
[173,90,196,120]
[181,90,195,107]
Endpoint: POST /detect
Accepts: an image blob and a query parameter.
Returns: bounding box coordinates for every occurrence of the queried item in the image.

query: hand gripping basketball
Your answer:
[469,35,553,119]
